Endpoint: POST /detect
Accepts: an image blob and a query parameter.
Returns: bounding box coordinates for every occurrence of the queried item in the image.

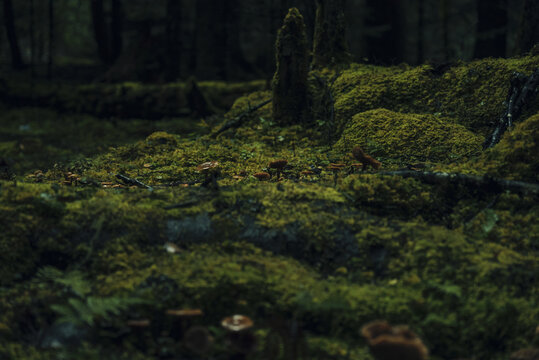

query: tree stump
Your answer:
[312,0,351,69]
[272,8,309,126]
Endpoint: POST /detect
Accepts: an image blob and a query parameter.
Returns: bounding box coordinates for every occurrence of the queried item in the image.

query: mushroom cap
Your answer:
[196,161,220,173]
[269,159,288,169]
[166,309,204,317]
[361,321,428,360]
[221,314,254,332]
[164,242,181,254]
[253,172,271,181]
[127,319,151,327]
[361,320,393,340]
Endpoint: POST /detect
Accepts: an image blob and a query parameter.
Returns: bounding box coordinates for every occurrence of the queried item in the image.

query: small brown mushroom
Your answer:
[127,319,151,328]
[196,161,220,189]
[166,308,204,339]
[221,315,257,355]
[221,315,254,332]
[352,146,381,171]
[327,163,346,185]
[166,309,204,317]
[361,320,428,360]
[253,172,271,181]
[269,159,288,179]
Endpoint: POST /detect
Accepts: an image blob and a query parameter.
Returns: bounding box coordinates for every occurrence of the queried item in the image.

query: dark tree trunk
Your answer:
[474,0,507,58]
[417,0,424,64]
[518,0,539,54]
[165,0,182,81]
[30,0,35,76]
[364,0,403,64]
[312,0,351,68]
[441,0,450,61]
[272,8,309,125]
[48,0,54,78]
[110,0,123,63]
[194,0,228,79]
[3,0,25,70]
[223,0,252,79]
[91,0,110,65]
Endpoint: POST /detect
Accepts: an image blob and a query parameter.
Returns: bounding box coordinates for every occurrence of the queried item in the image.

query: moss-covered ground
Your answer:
[1,55,538,360]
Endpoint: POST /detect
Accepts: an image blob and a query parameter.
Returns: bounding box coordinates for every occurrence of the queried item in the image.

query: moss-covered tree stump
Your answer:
[272,7,309,126]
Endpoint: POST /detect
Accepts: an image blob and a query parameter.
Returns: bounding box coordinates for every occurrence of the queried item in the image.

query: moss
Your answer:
[1,55,538,360]
[334,108,483,162]
[272,8,310,125]
[332,55,539,136]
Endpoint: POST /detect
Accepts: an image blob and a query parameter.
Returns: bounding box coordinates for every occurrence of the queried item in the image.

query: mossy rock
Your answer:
[334,108,483,162]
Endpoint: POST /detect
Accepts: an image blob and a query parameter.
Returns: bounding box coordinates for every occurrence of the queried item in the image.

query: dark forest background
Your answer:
[1,0,539,83]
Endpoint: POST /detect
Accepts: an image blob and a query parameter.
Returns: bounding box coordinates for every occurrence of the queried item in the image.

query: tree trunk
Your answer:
[3,0,25,70]
[518,0,539,54]
[364,0,403,64]
[165,0,182,81]
[194,0,227,79]
[30,0,35,76]
[223,0,252,79]
[110,0,123,63]
[312,0,351,68]
[474,0,507,58]
[91,0,110,65]
[48,0,54,78]
[416,0,424,64]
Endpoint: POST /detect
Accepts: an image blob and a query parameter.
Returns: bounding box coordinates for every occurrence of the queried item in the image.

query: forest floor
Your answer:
[0,54,538,360]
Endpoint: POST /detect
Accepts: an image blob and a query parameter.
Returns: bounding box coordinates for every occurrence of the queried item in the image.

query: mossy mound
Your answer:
[333,108,483,162]
[332,56,539,136]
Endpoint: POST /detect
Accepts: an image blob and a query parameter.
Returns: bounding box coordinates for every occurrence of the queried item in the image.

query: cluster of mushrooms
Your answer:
[195,145,382,188]
[127,310,255,357]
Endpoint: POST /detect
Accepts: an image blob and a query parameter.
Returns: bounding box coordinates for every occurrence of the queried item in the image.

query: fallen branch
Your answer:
[115,173,153,190]
[375,170,539,195]
[210,98,271,138]
[483,68,539,149]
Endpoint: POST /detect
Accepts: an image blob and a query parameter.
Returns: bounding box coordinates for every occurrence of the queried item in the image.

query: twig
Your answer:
[163,199,198,210]
[483,68,539,149]
[374,170,539,195]
[210,98,271,138]
[115,173,153,190]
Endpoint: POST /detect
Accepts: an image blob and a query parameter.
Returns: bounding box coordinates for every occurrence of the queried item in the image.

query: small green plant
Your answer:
[37,266,147,327]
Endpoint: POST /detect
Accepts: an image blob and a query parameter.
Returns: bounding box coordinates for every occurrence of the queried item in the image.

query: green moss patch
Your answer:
[334,108,483,162]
